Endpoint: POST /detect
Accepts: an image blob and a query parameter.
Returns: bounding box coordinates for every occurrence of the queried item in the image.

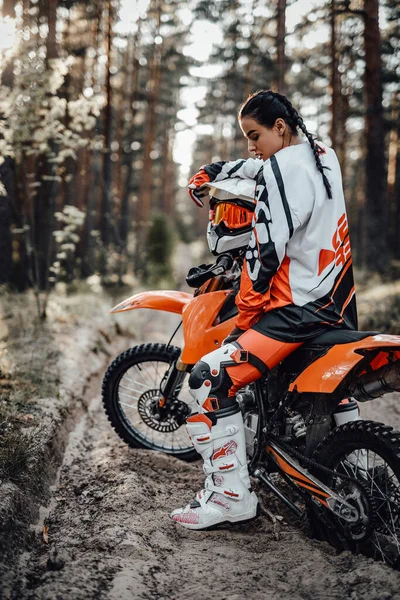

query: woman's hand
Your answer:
[188,168,211,207]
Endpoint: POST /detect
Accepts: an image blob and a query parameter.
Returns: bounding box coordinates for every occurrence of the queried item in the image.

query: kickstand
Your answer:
[257,498,281,540]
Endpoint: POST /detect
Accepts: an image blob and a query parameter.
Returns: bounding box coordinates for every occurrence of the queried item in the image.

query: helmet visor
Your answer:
[212,202,254,230]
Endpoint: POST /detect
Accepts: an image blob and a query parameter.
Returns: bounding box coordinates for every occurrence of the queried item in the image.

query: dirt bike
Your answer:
[102,252,400,567]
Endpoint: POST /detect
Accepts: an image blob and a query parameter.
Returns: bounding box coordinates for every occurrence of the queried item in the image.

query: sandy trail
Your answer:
[11,310,400,600]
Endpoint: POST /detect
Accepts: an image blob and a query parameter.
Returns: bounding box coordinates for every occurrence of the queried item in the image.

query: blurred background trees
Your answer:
[0,0,399,311]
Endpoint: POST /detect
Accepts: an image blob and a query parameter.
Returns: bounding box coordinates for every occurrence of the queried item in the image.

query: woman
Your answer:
[170,90,357,530]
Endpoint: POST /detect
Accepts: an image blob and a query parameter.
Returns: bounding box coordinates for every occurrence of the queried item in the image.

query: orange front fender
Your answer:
[110,290,192,315]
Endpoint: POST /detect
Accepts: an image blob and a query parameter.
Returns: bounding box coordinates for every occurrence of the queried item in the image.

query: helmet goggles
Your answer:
[210,201,254,230]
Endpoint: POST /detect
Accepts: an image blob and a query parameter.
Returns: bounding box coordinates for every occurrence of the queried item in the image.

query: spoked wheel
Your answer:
[102,343,198,461]
[309,420,400,568]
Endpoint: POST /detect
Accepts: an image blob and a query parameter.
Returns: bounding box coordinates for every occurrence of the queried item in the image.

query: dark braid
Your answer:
[239,90,333,199]
[273,92,333,199]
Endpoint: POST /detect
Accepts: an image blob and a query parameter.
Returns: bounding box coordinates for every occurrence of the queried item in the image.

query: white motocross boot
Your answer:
[170,407,259,530]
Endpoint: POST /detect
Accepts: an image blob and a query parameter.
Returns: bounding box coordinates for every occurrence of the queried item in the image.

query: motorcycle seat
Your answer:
[304,330,379,348]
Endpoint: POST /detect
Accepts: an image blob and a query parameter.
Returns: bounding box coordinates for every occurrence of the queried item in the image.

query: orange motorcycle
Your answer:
[103,251,400,566]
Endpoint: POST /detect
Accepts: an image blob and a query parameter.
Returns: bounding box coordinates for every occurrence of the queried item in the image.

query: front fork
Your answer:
[158,355,192,423]
[160,350,190,397]
[160,364,187,402]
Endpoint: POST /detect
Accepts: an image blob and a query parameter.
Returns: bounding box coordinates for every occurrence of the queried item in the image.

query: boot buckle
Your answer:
[223,488,242,500]
[194,434,211,444]
[218,461,236,472]
[207,482,243,501]
[204,457,238,475]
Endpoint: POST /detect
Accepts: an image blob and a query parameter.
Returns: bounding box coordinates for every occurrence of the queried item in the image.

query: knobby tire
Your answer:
[309,419,400,567]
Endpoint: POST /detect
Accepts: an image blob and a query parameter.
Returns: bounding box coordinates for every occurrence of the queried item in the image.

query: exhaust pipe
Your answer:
[351,360,400,402]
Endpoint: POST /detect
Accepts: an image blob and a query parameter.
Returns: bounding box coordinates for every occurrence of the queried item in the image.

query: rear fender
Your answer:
[289,334,400,394]
[111,290,192,315]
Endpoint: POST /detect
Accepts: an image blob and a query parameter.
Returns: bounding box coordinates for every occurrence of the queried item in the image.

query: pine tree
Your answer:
[363,0,388,271]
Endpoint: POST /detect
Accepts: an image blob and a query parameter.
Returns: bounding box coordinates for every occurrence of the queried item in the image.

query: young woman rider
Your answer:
[170,90,358,530]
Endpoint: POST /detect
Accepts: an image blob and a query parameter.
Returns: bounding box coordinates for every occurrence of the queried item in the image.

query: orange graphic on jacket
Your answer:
[318,213,350,276]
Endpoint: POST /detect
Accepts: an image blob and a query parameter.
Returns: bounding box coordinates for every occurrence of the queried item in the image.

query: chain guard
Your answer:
[268,435,377,543]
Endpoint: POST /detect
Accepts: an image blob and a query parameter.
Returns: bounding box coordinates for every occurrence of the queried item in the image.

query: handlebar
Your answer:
[185,254,234,288]
[216,254,234,271]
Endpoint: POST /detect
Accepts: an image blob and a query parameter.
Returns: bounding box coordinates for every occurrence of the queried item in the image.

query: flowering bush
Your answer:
[50,205,86,283]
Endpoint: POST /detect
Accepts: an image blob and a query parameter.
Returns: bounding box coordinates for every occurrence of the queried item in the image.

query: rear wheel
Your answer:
[102,343,198,461]
[309,420,400,568]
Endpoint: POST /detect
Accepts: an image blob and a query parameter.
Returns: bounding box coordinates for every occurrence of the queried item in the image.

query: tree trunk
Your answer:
[135,2,163,275]
[364,0,388,272]
[0,159,14,284]
[0,1,17,283]
[394,132,400,260]
[330,2,348,177]
[352,159,365,268]
[34,159,59,291]
[119,24,141,252]
[276,0,286,94]
[80,150,97,278]
[9,0,32,290]
[1,0,16,87]
[159,126,175,216]
[22,0,30,28]
[330,1,339,150]
[46,0,58,66]
[60,7,77,209]
[81,3,102,277]
[338,92,349,182]
[387,93,400,259]
[33,0,59,292]
[2,0,16,14]
[101,0,114,250]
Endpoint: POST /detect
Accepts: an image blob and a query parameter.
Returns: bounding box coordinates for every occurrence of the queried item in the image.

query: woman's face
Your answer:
[239,116,287,160]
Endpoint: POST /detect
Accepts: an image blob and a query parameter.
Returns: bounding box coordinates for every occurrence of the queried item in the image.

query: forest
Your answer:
[0,0,398,315]
[1,1,400,597]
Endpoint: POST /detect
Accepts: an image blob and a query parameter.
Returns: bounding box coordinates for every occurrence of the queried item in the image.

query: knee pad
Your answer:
[189,343,239,412]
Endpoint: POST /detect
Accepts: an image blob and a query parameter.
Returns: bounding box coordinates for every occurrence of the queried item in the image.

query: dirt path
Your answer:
[11,376,400,600]
[9,310,400,600]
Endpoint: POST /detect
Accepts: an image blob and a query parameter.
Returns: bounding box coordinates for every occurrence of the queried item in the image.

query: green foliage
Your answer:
[0,424,44,485]
[145,213,176,285]
[51,205,86,283]
[0,52,101,168]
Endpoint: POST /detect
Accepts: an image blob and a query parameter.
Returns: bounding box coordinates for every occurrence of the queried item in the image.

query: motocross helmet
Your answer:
[204,179,256,256]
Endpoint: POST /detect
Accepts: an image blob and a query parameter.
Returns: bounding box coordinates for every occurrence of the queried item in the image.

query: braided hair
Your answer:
[239,90,333,199]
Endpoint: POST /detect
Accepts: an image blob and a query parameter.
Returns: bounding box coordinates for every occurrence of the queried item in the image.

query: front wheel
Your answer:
[309,420,400,568]
[102,343,198,461]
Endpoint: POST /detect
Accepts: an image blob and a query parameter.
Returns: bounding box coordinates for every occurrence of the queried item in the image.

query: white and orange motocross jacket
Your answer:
[203,142,358,342]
